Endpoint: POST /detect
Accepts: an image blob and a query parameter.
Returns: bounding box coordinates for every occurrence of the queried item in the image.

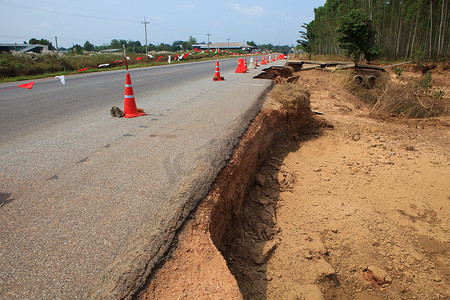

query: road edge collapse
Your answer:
[89,81,274,300]
[137,84,322,299]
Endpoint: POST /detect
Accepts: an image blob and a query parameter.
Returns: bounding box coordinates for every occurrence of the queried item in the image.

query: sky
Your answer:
[0,0,326,48]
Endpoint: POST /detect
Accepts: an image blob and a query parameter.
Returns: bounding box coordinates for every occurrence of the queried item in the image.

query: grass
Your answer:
[0,52,239,83]
[289,53,420,66]
[334,69,449,118]
[290,53,352,62]
[270,82,311,113]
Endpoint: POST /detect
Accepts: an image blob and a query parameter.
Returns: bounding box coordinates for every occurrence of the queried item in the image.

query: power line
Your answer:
[0,1,232,44]
[0,0,206,37]
[0,1,136,23]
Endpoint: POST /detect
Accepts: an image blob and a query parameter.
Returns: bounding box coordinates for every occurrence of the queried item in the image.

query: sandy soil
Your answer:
[139,66,449,299]
[222,69,450,299]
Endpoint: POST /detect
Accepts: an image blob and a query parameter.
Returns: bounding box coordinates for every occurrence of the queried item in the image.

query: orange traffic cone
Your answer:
[244,58,248,71]
[255,58,259,68]
[261,56,266,65]
[235,59,247,73]
[123,72,146,118]
[213,60,224,81]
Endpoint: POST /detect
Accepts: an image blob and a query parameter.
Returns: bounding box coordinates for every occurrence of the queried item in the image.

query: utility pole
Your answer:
[55,36,59,60]
[227,38,230,49]
[206,33,211,51]
[142,16,150,54]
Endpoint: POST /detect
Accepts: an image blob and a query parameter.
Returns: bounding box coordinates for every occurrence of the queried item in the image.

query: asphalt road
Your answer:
[0,56,280,298]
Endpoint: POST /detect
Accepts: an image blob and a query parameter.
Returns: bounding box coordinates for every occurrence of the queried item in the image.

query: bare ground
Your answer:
[139,68,449,299]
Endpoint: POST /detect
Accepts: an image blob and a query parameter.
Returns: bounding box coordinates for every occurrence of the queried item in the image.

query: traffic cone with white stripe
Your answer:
[212,59,224,81]
[123,72,146,118]
[255,57,259,68]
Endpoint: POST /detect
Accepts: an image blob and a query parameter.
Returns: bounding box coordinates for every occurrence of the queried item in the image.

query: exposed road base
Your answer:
[137,86,318,299]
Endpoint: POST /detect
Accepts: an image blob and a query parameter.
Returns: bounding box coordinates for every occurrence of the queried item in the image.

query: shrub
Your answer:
[334,70,448,118]
[416,71,433,94]
[393,66,404,78]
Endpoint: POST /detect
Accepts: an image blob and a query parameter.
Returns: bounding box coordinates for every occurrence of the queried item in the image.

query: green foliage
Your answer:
[336,9,380,64]
[416,71,433,94]
[110,39,126,49]
[29,38,55,50]
[393,66,404,77]
[301,0,449,61]
[187,36,197,49]
[247,41,257,48]
[71,44,83,53]
[0,36,292,80]
[83,41,94,52]
[432,90,445,101]
[258,43,274,51]
[297,23,314,53]
[0,53,133,79]
[410,48,426,63]
[364,45,382,63]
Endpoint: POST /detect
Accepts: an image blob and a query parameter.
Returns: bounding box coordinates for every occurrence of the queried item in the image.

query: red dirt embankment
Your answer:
[137,86,316,299]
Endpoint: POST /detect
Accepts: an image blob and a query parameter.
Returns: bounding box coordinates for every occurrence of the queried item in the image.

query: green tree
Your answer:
[305,0,448,61]
[71,44,83,53]
[259,43,275,51]
[157,43,171,51]
[188,36,197,47]
[247,41,257,48]
[297,23,314,54]
[336,9,380,64]
[172,40,184,51]
[83,41,95,51]
[110,39,127,49]
[28,38,55,50]
[125,40,144,53]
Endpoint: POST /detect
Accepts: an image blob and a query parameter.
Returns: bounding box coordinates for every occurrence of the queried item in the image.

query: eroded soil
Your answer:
[139,67,449,299]
[222,69,449,299]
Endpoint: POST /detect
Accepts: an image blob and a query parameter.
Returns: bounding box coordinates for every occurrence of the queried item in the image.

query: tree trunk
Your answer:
[405,24,413,61]
[437,0,445,58]
[379,1,386,46]
[409,9,419,61]
[429,0,433,60]
[395,1,403,58]
[444,6,449,54]
[389,2,396,57]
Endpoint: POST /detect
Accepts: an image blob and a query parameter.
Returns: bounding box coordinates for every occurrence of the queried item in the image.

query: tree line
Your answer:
[299,0,449,61]
[23,37,291,54]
